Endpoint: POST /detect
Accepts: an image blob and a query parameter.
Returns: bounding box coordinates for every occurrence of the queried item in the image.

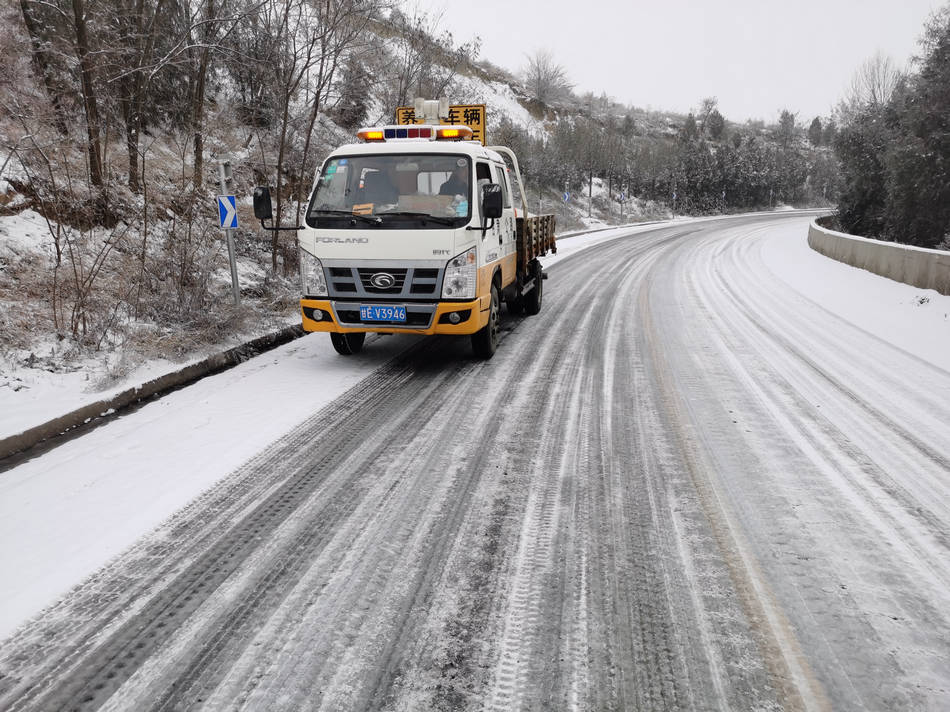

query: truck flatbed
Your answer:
[517,214,556,272]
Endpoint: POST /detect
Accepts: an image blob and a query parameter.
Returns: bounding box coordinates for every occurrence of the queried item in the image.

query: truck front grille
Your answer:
[357,268,408,294]
[326,265,443,299]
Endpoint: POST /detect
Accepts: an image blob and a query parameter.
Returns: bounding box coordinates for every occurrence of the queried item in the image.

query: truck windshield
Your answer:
[306,153,472,230]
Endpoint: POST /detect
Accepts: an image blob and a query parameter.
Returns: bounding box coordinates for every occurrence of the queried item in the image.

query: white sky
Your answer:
[411,0,942,122]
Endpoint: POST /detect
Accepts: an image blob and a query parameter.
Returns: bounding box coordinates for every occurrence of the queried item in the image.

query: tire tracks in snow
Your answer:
[3,215,945,711]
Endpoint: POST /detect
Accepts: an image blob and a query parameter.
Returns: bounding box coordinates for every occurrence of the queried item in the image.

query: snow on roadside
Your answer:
[0,209,54,260]
[0,202,296,441]
[0,332,418,640]
[759,223,950,372]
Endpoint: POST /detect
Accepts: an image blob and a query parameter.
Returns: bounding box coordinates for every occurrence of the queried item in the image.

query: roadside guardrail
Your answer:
[808,219,950,296]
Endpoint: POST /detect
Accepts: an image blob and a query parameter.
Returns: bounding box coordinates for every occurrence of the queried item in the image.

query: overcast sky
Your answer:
[411,0,942,122]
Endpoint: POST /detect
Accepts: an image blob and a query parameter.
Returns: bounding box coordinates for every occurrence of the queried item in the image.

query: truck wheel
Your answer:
[524,260,543,316]
[330,332,365,355]
[472,284,500,359]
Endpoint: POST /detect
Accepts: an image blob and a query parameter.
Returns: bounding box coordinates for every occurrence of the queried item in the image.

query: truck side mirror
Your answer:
[253,186,273,221]
[481,183,503,219]
[253,185,303,232]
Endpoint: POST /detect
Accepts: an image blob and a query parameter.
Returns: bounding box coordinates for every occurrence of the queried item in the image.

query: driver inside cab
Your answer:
[359,163,418,208]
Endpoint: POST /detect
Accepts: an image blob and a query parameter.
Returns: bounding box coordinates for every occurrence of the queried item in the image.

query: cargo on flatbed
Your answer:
[518,214,557,268]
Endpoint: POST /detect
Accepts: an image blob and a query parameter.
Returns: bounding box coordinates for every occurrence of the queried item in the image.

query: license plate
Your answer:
[360,304,407,322]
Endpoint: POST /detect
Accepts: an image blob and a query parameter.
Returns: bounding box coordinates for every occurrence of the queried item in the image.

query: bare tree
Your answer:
[295,1,376,224]
[186,0,219,191]
[377,8,479,114]
[697,96,718,133]
[17,0,71,133]
[523,48,572,106]
[266,0,312,253]
[111,0,170,192]
[845,51,902,112]
[70,0,105,188]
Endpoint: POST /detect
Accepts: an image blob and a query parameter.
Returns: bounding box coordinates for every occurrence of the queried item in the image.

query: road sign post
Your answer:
[218,162,241,305]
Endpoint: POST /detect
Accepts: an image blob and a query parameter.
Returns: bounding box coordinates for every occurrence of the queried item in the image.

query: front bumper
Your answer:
[301,297,488,335]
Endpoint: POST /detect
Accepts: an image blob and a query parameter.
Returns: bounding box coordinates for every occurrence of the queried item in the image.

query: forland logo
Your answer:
[314,237,369,244]
[369,272,396,289]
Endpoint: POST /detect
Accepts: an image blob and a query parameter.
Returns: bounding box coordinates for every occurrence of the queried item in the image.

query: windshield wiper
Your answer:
[376,211,459,226]
[311,208,381,225]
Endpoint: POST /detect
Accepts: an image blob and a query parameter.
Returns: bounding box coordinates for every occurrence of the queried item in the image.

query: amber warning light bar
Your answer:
[356,125,474,142]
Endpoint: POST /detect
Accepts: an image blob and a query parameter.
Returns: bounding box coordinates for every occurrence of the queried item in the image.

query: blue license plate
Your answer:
[360,304,407,322]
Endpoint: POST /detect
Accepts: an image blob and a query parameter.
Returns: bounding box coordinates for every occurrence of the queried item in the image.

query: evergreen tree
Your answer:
[332,57,371,130]
[883,6,950,247]
[821,119,838,146]
[833,5,950,246]
[681,113,698,141]
[807,116,823,145]
[707,110,726,140]
[834,107,891,237]
[777,109,797,149]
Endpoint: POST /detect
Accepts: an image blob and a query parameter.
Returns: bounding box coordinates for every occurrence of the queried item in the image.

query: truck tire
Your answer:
[524,260,543,316]
[330,332,365,355]
[472,284,500,359]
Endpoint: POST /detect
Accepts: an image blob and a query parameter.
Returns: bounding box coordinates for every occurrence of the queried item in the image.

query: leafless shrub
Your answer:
[842,51,903,117]
[522,49,573,106]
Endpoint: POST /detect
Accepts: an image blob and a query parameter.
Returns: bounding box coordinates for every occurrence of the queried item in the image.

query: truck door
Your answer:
[494,163,517,259]
[476,161,500,249]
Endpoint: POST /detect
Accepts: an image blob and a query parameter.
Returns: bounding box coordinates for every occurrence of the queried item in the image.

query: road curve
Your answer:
[0,214,947,711]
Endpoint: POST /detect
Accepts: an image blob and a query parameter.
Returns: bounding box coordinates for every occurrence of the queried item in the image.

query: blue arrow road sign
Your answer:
[563,192,570,202]
[217,195,238,229]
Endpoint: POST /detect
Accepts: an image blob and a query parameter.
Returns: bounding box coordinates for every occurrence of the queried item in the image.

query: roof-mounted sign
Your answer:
[396,104,487,146]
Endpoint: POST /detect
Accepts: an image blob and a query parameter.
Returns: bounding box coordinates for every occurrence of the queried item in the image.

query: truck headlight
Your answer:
[299,248,327,296]
[442,247,477,300]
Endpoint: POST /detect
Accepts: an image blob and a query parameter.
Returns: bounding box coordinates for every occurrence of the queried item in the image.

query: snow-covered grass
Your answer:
[0,209,51,260]
[0,193,303,440]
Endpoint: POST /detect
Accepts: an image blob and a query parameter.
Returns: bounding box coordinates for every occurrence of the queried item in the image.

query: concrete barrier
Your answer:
[807,220,950,296]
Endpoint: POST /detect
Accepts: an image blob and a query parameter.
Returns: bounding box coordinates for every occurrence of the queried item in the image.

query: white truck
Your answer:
[254,101,556,358]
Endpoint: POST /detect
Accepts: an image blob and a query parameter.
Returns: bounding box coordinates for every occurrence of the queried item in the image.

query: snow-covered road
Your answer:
[1,214,948,710]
